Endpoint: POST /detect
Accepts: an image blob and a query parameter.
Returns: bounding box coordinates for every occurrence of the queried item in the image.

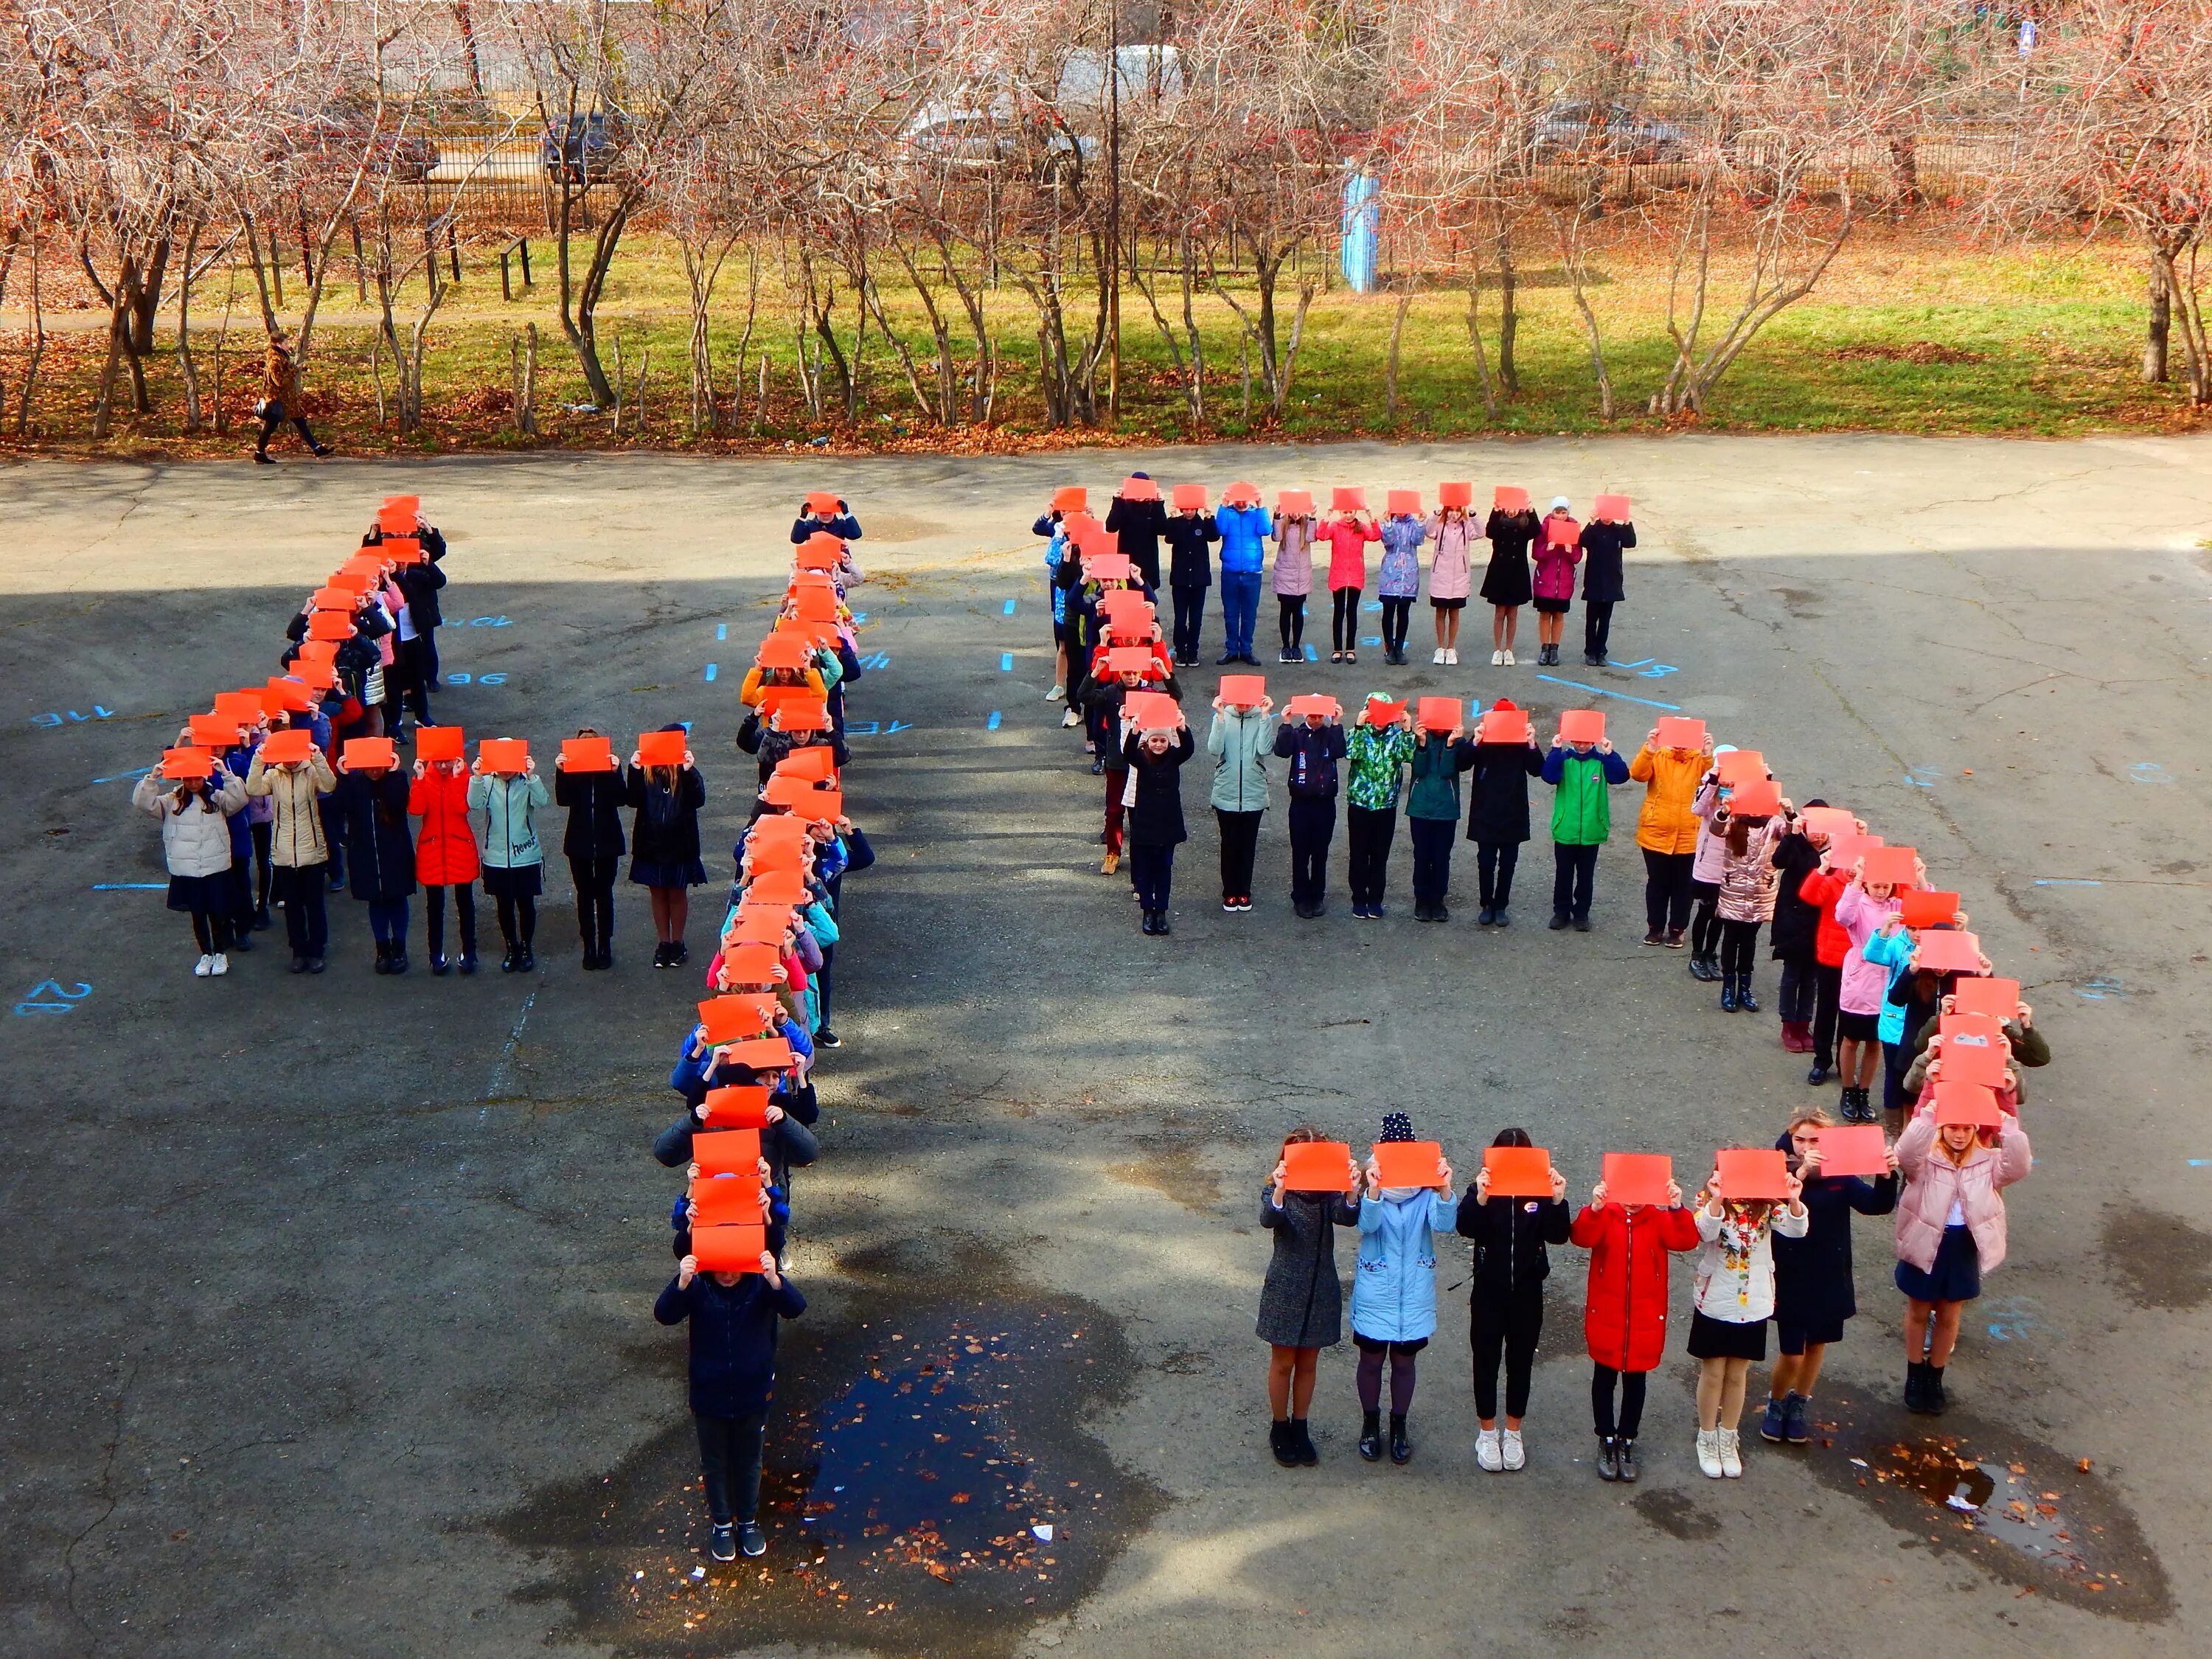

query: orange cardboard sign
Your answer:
[742,869,810,907]
[1714,1147,1792,1201]
[1913,929,1983,975]
[327,568,375,594]
[1416,696,1461,732]
[718,1035,798,1074]
[787,788,844,825]
[1814,1124,1889,1179]
[790,588,840,624]
[1219,674,1266,709]
[1933,1081,2003,1127]
[690,1222,769,1273]
[1437,481,1473,509]
[1121,689,1180,731]
[1798,806,1855,839]
[189,714,242,749]
[638,730,688,769]
[259,729,315,765]
[794,541,841,572]
[718,942,785,987]
[1283,694,1340,720]
[215,690,264,724]
[1601,1152,1673,1208]
[725,909,791,945]
[1557,709,1606,745]
[311,585,355,612]
[1653,716,1706,751]
[161,746,215,781]
[1938,1038,2009,1090]
[1859,846,1920,887]
[691,1178,765,1229]
[307,610,355,641]
[1084,552,1135,584]
[1105,645,1157,678]
[1374,1140,1449,1189]
[1950,976,2020,1020]
[771,700,830,733]
[1276,489,1315,517]
[1281,1140,1354,1193]
[804,490,844,516]
[296,640,341,667]
[1360,695,1408,726]
[265,678,316,713]
[1330,486,1367,512]
[1051,485,1088,515]
[1899,889,1960,929]
[296,663,338,693]
[341,737,397,772]
[1715,749,1765,786]
[414,725,465,763]
[1479,704,1531,745]
[774,748,838,784]
[560,736,615,773]
[1593,493,1632,521]
[1385,488,1422,517]
[381,535,423,565]
[1105,621,1153,648]
[1728,776,1783,817]
[479,737,529,773]
[1493,485,1530,513]
[1936,1010,2004,1048]
[697,995,777,1046]
[1119,475,1160,501]
[1171,484,1208,512]
[757,633,815,672]
[1481,1144,1553,1198]
[1222,481,1262,507]
[1825,830,1881,869]
[701,1085,774,1129]
[257,685,292,720]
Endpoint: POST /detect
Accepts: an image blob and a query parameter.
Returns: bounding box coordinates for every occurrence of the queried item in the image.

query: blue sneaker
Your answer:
[1784,1391,1812,1445]
[1759,1396,1789,1444]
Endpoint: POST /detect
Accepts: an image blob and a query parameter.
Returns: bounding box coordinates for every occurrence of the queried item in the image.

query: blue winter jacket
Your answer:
[654,1270,807,1418]
[1861,925,1918,1046]
[1214,504,1272,574]
[1351,1189,1461,1343]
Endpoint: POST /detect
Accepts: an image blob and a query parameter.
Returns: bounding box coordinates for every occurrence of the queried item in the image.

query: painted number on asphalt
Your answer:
[442,672,508,686]
[1607,658,1680,681]
[15,979,92,1016]
[30,707,116,728]
[2128,762,2174,785]
[466,616,513,627]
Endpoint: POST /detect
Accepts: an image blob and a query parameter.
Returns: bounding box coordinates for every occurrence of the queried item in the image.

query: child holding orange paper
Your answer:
[1465,705,1545,925]
[629,727,708,970]
[1481,497,1538,664]
[1572,1168,1697,1483]
[468,748,549,973]
[1893,1098,2031,1413]
[554,729,627,971]
[411,747,480,975]
[1707,793,1792,1013]
[1456,1130,1571,1473]
[1376,507,1426,666]
[1579,500,1635,667]
[1688,1166,1808,1478]
[133,757,248,975]
[1350,1113,1458,1464]
[1273,703,1348,918]
[1124,715,1195,936]
[1541,723,1630,931]
[1259,1127,1362,1468]
[1323,502,1380,663]
[1530,498,1581,667]
[1344,695,1415,919]
[1269,497,1318,663]
[1424,501,1477,663]
[335,747,417,973]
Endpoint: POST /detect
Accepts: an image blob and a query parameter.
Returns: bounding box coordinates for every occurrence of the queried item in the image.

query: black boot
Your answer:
[373,939,393,975]
[1596,1435,1621,1481]
[1924,1365,1948,1414]
[515,942,535,973]
[1615,1438,1639,1482]
[1388,1413,1411,1465]
[1806,1060,1832,1085]
[1270,1420,1298,1467]
[1736,976,1760,1013]
[389,945,408,975]
[1719,974,1739,1012]
[1689,953,1720,983]
[1905,1360,1930,1413]
[1290,1418,1318,1467]
[1357,1409,1382,1462]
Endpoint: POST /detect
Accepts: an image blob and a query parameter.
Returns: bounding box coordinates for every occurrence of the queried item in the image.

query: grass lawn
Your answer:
[1,218,2195,460]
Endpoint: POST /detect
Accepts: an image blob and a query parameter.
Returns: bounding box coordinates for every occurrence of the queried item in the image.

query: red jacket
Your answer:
[408,766,480,885]
[1797,867,1851,967]
[1571,1203,1700,1372]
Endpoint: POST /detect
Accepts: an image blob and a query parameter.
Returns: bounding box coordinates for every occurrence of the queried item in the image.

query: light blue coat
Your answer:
[1350,1189,1460,1343]
[1861,925,1916,1046]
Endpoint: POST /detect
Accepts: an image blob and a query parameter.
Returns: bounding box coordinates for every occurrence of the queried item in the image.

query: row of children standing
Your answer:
[651,494,879,1567]
[1037,477,1636,678]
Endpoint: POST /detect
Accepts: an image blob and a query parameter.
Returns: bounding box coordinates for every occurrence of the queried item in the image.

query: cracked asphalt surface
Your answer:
[4,437,2211,1658]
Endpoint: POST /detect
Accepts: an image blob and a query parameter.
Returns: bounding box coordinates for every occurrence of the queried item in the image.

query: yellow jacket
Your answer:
[740,665,827,708]
[1627,743,1704,855]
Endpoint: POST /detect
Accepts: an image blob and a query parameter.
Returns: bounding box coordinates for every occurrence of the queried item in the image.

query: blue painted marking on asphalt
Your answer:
[1304,644,1318,661]
[33,707,117,728]
[716,624,727,641]
[703,663,718,682]
[2076,977,2126,1001]
[2188,1159,2212,1167]
[1001,653,1014,671]
[1004,599,1018,616]
[94,766,156,785]
[92,883,166,891]
[2129,762,2174,785]
[14,979,91,1017]
[987,710,1003,730]
[2034,878,2102,887]
[1531,673,1681,712]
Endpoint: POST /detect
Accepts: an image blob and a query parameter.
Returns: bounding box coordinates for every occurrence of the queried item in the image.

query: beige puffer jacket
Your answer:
[245,748,337,866]
[132,770,248,877]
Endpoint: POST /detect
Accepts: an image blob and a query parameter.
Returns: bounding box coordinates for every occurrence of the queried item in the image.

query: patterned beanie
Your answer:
[1380,1111,1414,1143]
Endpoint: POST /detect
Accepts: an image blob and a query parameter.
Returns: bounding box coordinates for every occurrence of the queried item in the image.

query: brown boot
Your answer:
[1102,849,1120,875]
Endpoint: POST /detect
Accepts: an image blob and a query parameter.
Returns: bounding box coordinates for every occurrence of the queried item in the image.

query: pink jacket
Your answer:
[1271,515,1316,597]
[1893,1108,2031,1274]
[1533,514,1582,602]
[1690,777,1728,883]
[1324,517,1380,591]
[1424,512,1478,601]
[1834,880,1902,1015]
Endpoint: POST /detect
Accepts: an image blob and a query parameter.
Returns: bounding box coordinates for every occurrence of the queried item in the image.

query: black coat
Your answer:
[394,560,447,629]
[655,1113,821,1194]
[625,766,706,865]
[1105,495,1169,590]
[1579,521,1635,605]
[1460,740,1545,844]
[1163,515,1220,588]
[554,766,629,861]
[1122,728,1194,846]
[1769,830,1824,960]
[1455,1194,1573,1304]
[1273,722,1347,799]
[653,1270,807,1418]
[333,770,416,903]
[1773,1133,1897,1332]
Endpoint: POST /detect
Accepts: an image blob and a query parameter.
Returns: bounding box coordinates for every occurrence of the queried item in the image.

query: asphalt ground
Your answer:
[3,437,2211,1659]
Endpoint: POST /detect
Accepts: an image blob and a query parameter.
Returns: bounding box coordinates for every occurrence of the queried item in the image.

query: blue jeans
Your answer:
[1219,570,1262,658]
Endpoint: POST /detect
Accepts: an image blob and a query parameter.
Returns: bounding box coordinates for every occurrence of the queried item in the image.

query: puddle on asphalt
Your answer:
[494,1237,1164,1658]
[1804,1391,2171,1620]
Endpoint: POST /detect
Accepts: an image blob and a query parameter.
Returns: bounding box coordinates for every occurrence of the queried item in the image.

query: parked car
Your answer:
[1529,101,1686,164]
[542,111,625,184]
[301,97,439,183]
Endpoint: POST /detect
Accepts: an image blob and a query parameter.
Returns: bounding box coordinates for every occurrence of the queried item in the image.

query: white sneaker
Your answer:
[1490,649,1504,666]
[1060,708,1082,728]
[1502,648,1516,666]
[1696,1427,1724,1478]
[1046,684,1064,701]
[1719,1427,1744,1478]
[1432,647,1447,665]
[1502,1429,1526,1470]
[1445,648,1459,666]
[209,953,229,976]
[1475,1427,1503,1472]
[192,954,214,978]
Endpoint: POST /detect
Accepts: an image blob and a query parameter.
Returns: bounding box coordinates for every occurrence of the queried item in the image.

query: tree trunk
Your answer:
[552,182,616,406]
[14,237,45,438]
[177,225,204,431]
[1492,219,1520,395]
[2144,262,2171,385]
[88,284,132,439]
[1382,291,1412,423]
[128,237,169,356]
[1463,272,1498,422]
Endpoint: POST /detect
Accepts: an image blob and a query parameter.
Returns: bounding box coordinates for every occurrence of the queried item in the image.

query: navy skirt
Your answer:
[630,857,708,888]
[479,863,543,900]
[167,872,226,913]
[1895,1225,1981,1303]
[1686,1310,1768,1361]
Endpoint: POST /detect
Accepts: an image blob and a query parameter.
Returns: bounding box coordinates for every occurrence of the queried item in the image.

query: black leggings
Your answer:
[1592,1366,1648,1439]
[1778,955,1817,1021]
[1380,596,1412,653]
[1641,847,1695,932]
[1476,841,1520,909]
[1355,1342,1419,1413]
[570,855,619,952]
[1689,878,1721,956]
[1278,595,1306,651]
[1216,807,1262,900]
[255,404,321,455]
[249,821,274,914]
[494,893,537,947]
[1331,588,1361,653]
[1472,1295,1542,1421]
[189,908,233,954]
[1810,961,1844,1066]
[1719,916,1761,979]
[694,1408,768,1524]
[424,881,478,960]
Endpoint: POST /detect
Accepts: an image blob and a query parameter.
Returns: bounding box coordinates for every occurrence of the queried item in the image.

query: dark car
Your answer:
[1530,102,1687,165]
[542,112,626,184]
[300,97,439,182]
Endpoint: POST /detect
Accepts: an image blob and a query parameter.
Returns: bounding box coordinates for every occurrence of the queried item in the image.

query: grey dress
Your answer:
[1256,1185,1360,1348]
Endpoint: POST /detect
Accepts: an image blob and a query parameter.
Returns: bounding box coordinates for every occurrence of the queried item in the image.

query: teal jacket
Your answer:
[1861,925,1917,1046]
[467,771,550,868]
[1206,708,1279,813]
[1406,734,1472,821]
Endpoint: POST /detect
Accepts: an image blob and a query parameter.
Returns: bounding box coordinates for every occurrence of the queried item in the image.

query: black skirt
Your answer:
[630,856,709,888]
[1479,553,1532,608]
[1686,1309,1768,1360]
[167,872,226,913]
[1895,1225,1982,1303]
[1429,596,1467,611]
[480,863,544,900]
[1532,596,1572,615]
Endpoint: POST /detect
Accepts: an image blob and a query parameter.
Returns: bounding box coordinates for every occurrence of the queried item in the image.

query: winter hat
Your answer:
[1550,495,1571,512]
[1380,1111,1414,1143]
